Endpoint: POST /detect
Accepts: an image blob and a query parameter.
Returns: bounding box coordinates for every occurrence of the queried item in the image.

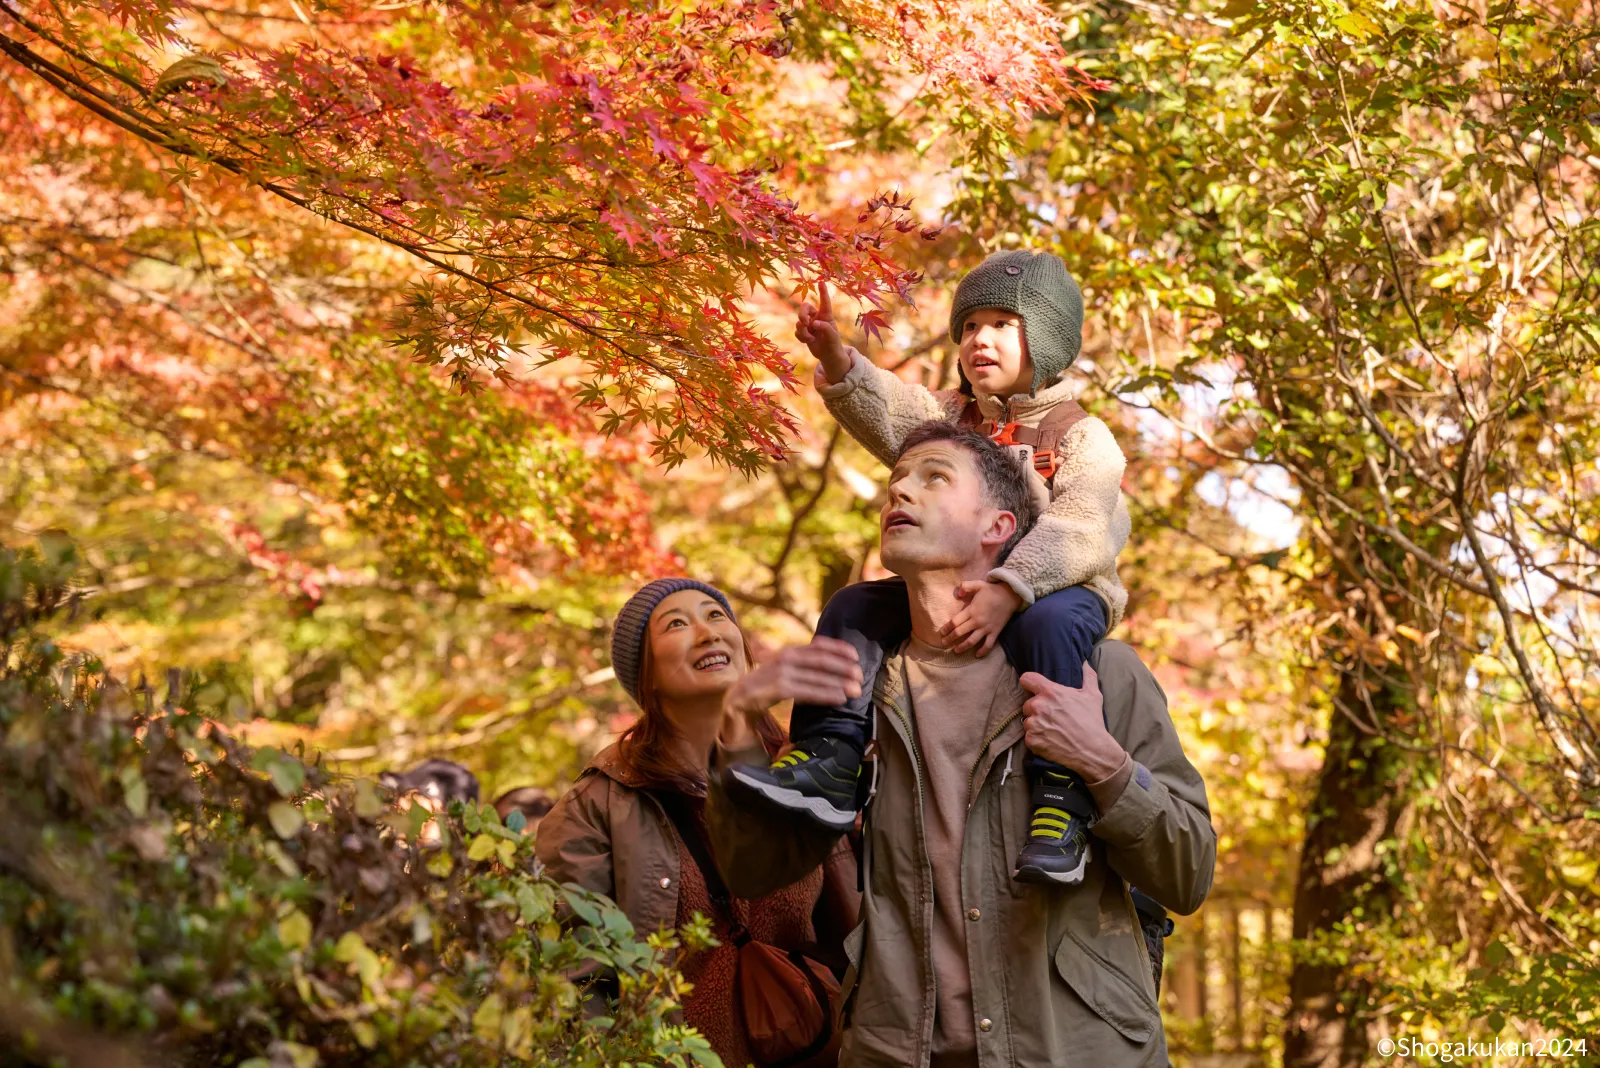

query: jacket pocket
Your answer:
[836,920,868,1029]
[1052,927,1157,1044]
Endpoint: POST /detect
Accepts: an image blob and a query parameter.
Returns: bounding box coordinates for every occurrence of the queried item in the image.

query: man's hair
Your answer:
[897,421,1038,562]
[378,759,481,803]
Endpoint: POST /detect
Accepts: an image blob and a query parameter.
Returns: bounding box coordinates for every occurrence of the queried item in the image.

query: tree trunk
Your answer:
[1229,904,1244,1050]
[1283,670,1414,1067]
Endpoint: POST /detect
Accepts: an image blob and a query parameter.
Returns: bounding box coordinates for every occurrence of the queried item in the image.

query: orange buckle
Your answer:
[1033,449,1059,481]
[990,421,1022,447]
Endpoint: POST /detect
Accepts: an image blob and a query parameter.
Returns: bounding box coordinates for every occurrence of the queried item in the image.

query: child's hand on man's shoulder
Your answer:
[941,579,1024,657]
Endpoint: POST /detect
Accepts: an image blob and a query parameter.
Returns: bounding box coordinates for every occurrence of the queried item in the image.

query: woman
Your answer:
[537,578,863,1067]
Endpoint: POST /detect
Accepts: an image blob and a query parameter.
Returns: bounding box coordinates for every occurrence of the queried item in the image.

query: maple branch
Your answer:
[0,27,764,413]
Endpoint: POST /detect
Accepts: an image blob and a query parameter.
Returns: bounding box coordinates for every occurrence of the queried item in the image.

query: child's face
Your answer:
[958,307,1033,396]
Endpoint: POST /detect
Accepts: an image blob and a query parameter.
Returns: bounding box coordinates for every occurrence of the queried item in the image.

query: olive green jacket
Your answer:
[707,640,1216,1068]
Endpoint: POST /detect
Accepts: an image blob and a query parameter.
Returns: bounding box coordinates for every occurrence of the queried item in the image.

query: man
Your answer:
[709,422,1215,1067]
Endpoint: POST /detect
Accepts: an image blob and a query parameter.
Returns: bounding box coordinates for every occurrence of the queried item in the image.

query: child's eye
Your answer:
[664,618,685,629]
[708,609,726,621]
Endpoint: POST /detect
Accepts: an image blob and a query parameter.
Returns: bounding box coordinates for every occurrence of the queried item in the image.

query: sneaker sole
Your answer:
[1012,848,1090,887]
[725,766,858,832]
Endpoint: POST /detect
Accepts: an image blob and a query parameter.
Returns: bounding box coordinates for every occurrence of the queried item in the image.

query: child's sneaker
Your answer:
[724,737,862,832]
[1013,770,1094,886]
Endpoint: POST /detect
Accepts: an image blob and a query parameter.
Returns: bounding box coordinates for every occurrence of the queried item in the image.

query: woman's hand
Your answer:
[722,637,864,728]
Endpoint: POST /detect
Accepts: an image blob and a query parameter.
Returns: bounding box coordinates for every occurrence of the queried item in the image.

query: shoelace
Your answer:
[1029,805,1075,840]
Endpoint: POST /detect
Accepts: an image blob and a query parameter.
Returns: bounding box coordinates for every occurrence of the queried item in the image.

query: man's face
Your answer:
[880,441,1015,574]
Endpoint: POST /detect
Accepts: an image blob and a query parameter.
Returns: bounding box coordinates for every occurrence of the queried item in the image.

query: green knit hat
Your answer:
[949,250,1084,395]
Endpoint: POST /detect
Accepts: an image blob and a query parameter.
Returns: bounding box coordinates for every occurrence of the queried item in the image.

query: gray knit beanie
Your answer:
[610,578,737,706]
[949,250,1084,395]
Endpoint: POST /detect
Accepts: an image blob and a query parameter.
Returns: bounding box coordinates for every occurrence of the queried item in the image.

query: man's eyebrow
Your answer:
[891,451,957,478]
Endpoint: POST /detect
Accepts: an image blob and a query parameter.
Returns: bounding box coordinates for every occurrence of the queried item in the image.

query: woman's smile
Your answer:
[693,649,732,672]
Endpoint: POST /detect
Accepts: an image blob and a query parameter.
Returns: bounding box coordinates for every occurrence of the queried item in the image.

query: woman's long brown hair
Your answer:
[617,628,784,794]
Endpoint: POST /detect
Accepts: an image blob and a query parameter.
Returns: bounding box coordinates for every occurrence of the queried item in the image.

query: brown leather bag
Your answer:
[657,792,841,1067]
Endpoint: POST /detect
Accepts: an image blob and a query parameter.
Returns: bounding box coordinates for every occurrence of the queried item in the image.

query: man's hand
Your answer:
[795,282,852,384]
[1019,665,1126,781]
[940,579,1023,657]
[722,637,863,731]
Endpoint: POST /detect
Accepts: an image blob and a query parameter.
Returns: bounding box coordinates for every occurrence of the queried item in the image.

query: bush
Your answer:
[0,541,721,1067]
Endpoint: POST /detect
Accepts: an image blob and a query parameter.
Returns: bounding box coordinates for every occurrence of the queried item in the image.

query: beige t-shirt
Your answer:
[902,637,1024,1064]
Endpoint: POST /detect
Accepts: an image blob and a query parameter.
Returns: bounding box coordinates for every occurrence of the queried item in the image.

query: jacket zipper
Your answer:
[882,661,938,1063]
[967,708,1022,808]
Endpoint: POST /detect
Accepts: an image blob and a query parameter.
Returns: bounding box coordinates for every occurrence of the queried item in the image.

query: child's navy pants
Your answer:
[792,577,1109,788]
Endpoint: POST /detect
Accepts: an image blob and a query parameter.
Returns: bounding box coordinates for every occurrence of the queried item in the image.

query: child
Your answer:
[729,250,1129,886]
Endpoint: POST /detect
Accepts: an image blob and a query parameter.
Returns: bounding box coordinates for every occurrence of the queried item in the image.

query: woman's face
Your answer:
[645,590,749,704]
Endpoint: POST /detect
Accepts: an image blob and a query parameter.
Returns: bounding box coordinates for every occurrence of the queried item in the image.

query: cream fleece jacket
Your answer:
[818,350,1129,628]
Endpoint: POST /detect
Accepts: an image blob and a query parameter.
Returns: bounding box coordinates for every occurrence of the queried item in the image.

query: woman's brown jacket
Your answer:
[537,742,860,943]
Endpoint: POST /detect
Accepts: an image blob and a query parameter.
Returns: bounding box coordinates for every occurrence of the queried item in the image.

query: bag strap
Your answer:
[1033,398,1090,453]
[956,396,1090,482]
[654,790,749,944]
[958,397,1088,450]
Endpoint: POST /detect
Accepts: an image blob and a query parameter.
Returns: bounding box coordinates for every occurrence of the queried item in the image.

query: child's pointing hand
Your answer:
[796,281,851,384]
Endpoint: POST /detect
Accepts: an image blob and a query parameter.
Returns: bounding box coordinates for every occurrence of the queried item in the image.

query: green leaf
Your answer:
[468,833,498,862]
[472,993,505,1043]
[354,779,385,820]
[516,883,554,925]
[426,850,455,878]
[1557,851,1597,888]
[563,886,604,928]
[153,54,229,98]
[277,909,312,950]
[406,801,430,840]
[269,801,306,838]
[268,757,306,798]
[350,1019,378,1049]
[119,764,148,817]
[334,931,368,963]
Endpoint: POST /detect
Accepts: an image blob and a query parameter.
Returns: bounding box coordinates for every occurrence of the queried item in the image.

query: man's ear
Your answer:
[980,509,1018,554]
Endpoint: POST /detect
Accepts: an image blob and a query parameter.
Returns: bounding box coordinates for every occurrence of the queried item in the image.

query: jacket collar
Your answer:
[583,742,707,798]
[974,374,1076,423]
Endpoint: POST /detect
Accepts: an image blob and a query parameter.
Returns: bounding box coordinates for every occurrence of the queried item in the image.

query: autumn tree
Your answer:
[1011,0,1599,1058]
